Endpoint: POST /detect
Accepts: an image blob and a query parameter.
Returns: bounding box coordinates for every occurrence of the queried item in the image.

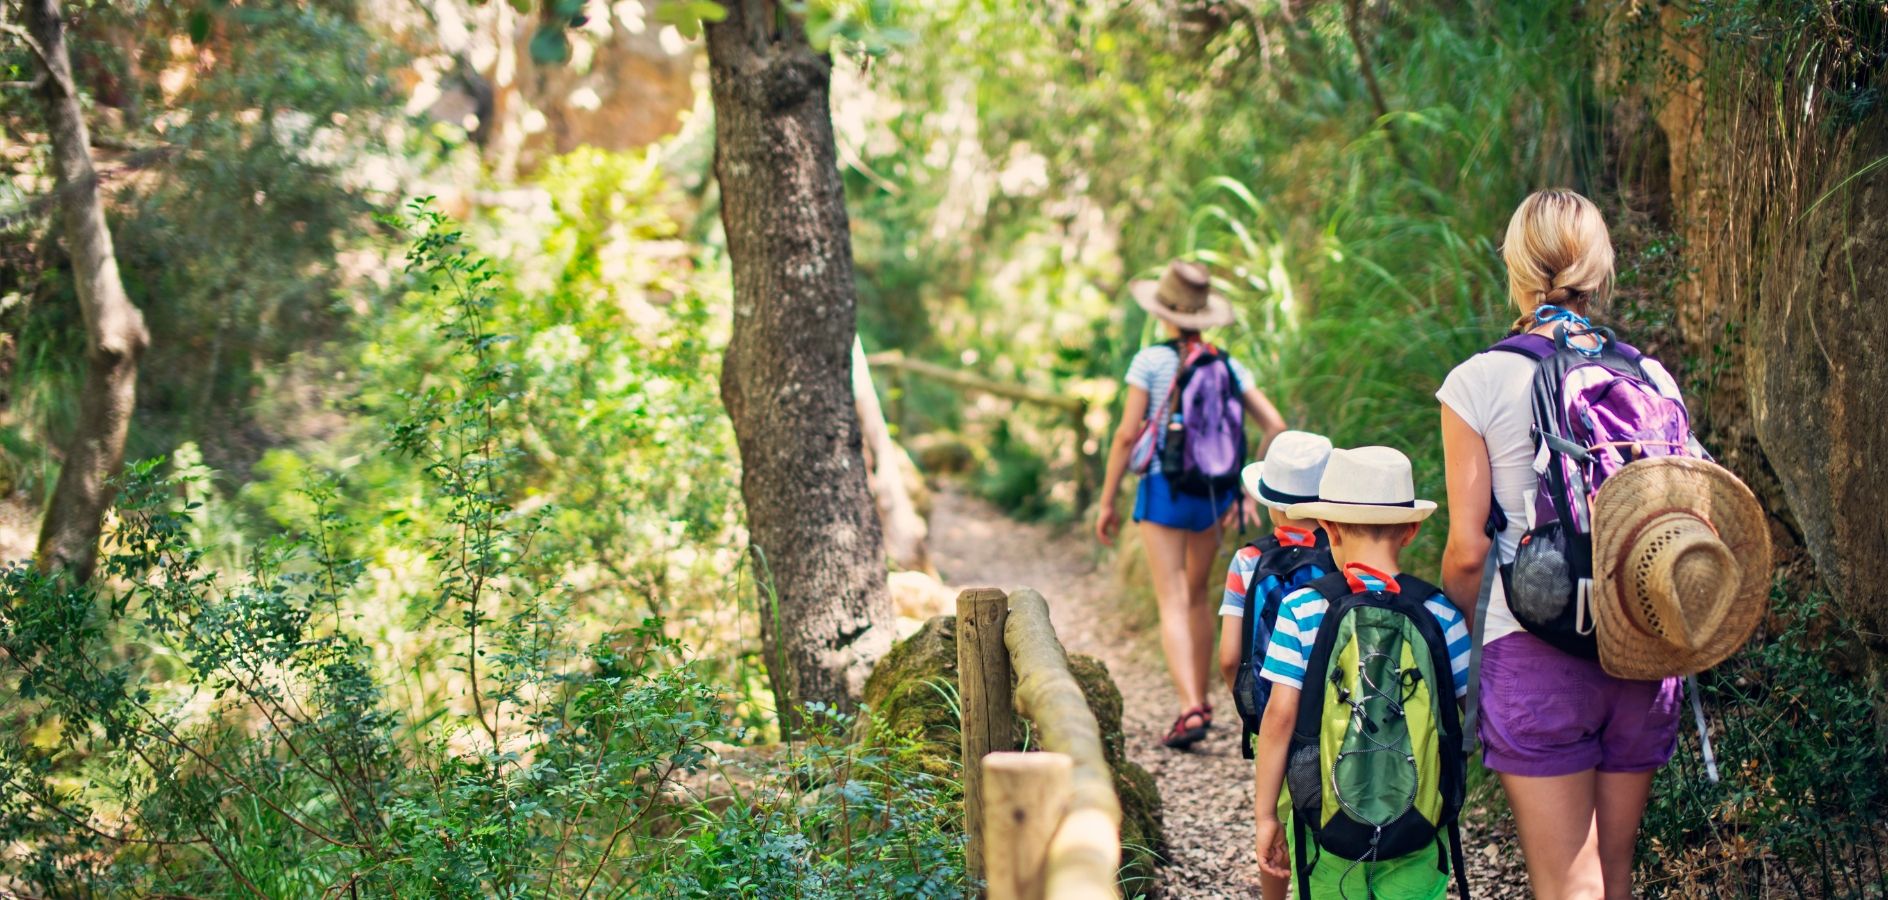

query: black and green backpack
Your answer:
[1284,571,1471,900]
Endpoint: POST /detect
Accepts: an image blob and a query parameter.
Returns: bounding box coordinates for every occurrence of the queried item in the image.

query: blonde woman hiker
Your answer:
[1097,260,1287,749]
[1437,189,1770,899]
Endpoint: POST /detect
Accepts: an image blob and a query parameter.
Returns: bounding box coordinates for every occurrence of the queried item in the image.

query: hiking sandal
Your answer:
[1163,707,1209,749]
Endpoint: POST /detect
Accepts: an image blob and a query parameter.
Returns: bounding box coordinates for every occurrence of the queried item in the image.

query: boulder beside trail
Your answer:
[859,614,1167,892]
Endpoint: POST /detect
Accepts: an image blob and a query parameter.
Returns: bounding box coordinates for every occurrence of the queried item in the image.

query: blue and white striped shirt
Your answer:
[1259,570,1472,698]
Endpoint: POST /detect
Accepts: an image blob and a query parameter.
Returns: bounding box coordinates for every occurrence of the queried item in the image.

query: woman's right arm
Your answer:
[1096,385,1150,546]
[1439,403,1494,621]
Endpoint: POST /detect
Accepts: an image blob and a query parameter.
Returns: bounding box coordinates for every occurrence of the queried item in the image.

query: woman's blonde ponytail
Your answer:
[1501,189,1615,333]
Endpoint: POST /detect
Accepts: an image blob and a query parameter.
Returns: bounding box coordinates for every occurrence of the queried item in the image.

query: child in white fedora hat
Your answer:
[1251,446,1474,899]
[1218,430,1335,900]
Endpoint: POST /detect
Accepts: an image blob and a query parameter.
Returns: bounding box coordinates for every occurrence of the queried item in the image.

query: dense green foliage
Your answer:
[0,0,402,492]
[0,210,963,896]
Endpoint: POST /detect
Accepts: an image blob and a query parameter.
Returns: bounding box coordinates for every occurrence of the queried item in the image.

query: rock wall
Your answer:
[1650,9,1888,642]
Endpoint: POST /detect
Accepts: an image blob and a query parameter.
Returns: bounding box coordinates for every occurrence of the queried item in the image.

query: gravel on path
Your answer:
[927,490,1530,899]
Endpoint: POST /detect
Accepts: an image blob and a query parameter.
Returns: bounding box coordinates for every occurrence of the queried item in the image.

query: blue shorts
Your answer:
[1131,472,1235,532]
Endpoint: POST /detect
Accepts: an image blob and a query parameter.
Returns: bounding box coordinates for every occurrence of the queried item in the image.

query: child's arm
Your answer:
[1253,684,1300,878]
[1218,614,1243,691]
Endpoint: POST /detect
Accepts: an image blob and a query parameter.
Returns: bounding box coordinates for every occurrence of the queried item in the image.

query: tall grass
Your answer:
[1172,1,1611,571]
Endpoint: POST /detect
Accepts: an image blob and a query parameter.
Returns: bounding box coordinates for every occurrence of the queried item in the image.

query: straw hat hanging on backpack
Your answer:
[1590,457,1771,680]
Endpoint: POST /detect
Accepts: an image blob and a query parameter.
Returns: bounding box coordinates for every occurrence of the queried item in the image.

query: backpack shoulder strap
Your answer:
[1302,571,1350,603]
[1486,332,1554,360]
[1392,573,1443,598]
[1240,539,1278,617]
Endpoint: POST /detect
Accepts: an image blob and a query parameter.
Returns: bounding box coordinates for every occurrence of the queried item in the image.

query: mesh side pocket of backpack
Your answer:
[1510,524,1575,622]
[1287,742,1323,819]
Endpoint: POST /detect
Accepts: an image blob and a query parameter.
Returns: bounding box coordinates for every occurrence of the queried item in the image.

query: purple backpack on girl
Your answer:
[1156,340,1247,500]
[1489,323,1698,659]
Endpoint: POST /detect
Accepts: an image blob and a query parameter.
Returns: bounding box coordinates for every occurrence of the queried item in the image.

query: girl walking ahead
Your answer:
[1097,259,1287,749]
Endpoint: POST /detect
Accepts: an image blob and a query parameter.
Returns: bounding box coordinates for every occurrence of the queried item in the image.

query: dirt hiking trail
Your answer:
[928,489,1527,899]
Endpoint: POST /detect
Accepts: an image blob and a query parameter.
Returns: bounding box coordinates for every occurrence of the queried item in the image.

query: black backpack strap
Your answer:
[1449,821,1472,900]
[1290,573,1356,745]
[1391,573,1443,598]
[1293,810,1316,900]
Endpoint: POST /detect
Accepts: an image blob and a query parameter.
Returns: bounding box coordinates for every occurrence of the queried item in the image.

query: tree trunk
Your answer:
[26,0,148,582]
[706,2,892,719]
[852,338,931,574]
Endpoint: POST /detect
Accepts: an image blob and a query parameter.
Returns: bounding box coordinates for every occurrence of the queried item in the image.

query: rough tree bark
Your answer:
[706,2,893,718]
[23,0,149,582]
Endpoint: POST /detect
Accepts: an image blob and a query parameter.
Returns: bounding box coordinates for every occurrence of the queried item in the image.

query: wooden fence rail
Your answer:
[866,351,1097,514]
[957,588,1122,900]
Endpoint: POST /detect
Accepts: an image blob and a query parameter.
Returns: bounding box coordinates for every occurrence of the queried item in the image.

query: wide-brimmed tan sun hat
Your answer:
[1592,457,1772,681]
[1129,260,1235,330]
[1241,431,1333,511]
[1286,446,1436,525]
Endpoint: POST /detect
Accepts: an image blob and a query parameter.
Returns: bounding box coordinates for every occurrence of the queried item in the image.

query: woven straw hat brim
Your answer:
[1129,279,1236,330]
[1285,499,1436,525]
[1593,457,1771,681]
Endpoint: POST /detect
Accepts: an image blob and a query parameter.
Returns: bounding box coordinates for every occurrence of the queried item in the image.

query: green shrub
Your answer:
[1639,587,1888,898]
[0,207,963,898]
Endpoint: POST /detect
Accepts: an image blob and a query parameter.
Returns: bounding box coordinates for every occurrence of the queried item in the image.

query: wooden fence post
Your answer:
[958,587,1014,887]
[1070,399,1092,515]
[983,752,1072,900]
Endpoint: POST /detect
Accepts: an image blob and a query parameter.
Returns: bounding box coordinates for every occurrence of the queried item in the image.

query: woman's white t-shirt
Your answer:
[1435,346,1687,645]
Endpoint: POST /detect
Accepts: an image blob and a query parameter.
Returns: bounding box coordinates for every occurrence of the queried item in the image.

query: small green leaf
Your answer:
[529,26,571,65]
[187,10,212,44]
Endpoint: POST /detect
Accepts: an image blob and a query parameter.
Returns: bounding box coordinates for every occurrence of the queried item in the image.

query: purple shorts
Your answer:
[1479,632,1681,777]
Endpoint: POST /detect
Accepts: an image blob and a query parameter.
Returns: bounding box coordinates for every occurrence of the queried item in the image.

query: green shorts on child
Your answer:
[1280,788,1450,900]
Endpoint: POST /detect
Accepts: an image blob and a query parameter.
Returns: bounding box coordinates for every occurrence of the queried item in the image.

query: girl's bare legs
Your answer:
[1141,521,1209,712]
[1502,770,1604,900]
[1595,771,1655,898]
[1183,523,1223,710]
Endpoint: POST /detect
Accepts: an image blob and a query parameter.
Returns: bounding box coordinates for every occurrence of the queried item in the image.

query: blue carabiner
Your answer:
[1535,304,1605,358]
[1533,304,1592,329]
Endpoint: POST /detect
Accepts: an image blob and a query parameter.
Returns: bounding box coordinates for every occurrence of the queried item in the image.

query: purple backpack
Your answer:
[1489,325,1698,658]
[1156,340,1247,499]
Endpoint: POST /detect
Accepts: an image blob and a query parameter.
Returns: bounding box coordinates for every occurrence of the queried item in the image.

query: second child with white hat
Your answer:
[1218,430,1337,900]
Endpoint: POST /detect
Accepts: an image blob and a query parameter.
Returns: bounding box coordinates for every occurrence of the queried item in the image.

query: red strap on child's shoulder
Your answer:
[1342,562,1400,594]
[1274,525,1317,548]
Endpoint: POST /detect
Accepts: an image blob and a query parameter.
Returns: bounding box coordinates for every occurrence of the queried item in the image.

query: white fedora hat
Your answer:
[1286,446,1437,525]
[1241,431,1334,511]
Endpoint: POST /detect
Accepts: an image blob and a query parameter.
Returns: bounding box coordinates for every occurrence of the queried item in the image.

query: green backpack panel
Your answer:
[1285,572,1470,900]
